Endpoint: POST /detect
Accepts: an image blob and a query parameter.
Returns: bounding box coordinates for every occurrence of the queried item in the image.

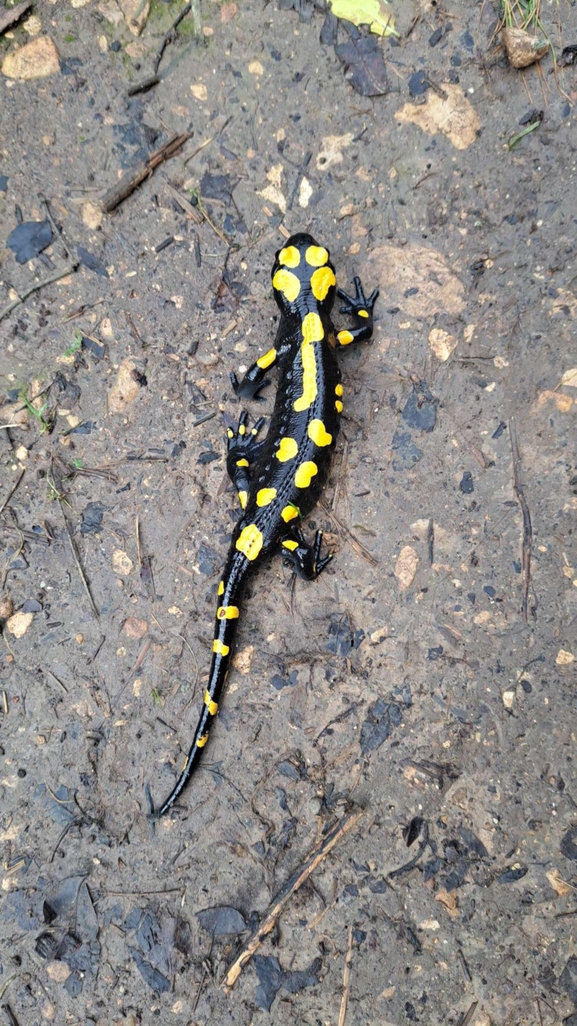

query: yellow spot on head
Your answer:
[218,580,225,595]
[358,309,369,318]
[272,268,300,303]
[294,461,318,489]
[278,245,300,268]
[213,639,230,656]
[281,504,300,523]
[256,487,277,507]
[236,458,249,467]
[282,539,299,551]
[310,266,336,302]
[238,490,248,509]
[338,329,354,346]
[256,347,277,370]
[335,383,344,396]
[236,523,264,561]
[276,436,299,462]
[335,400,343,413]
[196,733,209,747]
[305,245,329,267]
[204,690,218,716]
[308,419,333,447]
[217,605,240,619]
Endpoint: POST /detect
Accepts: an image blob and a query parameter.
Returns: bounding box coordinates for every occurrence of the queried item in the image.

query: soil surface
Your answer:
[1,1,577,1024]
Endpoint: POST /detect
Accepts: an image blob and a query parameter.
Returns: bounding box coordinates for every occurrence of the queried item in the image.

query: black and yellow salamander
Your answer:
[156,232,378,816]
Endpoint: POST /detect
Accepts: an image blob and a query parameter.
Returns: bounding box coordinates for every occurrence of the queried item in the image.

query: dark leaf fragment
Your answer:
[7,220,53,263]
[360,698,402,754]
[496,865,528,884]
[391,429,422,471]
[253,954,322,1012]
[77,245,109,277]
[196,905,247,937]
[129,947,170,993]
[401,383,437,432]
[82,336,107,360]
[335,26,389,97]
[560,825,577,861]
[80,502,105,535]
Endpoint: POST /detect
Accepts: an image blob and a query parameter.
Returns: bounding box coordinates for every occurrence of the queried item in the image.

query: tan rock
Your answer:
[2,36,60,80]
[502,27,548,68]
[108,358,145,413]
[6,611,34,638]
[119,0,150,36]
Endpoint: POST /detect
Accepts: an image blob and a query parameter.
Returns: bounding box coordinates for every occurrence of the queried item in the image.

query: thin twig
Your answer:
[338,926,354,1026]
[510,418,533,621]
[52,478,100,619]
[320,500,378,566]
[101,132,192,213]
[0,469,25,516]
[0,265,78,323]
[154,2,192,74]
[222,809,364,992]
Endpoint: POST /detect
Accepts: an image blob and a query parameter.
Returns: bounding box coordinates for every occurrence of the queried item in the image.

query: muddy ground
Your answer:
[1,0,577,1023]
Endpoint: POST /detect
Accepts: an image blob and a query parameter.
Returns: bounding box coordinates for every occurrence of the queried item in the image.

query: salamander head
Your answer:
[272,233,336,316]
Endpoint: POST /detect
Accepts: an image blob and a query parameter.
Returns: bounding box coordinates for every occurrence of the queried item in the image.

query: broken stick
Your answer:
[222,808,364,993]
[101,132,192,213]
[510,417,533,621]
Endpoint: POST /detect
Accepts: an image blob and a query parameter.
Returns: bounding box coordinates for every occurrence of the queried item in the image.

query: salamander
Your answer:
[156,231,378,816]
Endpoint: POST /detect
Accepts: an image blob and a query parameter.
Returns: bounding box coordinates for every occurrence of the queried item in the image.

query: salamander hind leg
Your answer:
[226,410,266,510]
[336,276,379,347]
[281,526,333,581]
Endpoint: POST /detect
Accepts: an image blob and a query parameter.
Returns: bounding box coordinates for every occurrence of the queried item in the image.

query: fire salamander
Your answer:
[157,232,378,816]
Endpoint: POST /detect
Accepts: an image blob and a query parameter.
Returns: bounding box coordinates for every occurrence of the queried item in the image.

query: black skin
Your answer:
[155,233,378,817]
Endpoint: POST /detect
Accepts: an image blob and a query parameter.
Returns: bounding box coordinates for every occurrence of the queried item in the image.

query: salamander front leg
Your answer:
[226,410,266,510]
[230,344,278,401]
[336,276,379,347]
[281,526,333,581]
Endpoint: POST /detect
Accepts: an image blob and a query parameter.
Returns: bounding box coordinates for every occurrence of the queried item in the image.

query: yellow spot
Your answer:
[213,639,230,656]
[272,268,300,303]
[196,733,209,747]
[236,458,249,467]
[338,329,354,346]
[204,690,218,716]
[310,266,336,302]
[308,419,332,447]
[217,605,240,619]
[295,461,318,489]
[227,428,234,439]
[239,423,246,435]
[358,309,369,318]
[281,504,300,523]
[282,539,299,551]
[256,487,277,507]
[335,383,344,396]
[305,245,329,267]
[302,310,324,344]
[335,400,343,413]
[276,436,298,462]
[256,347,277,369]
[235,523,264,561]
[238,490,248,509]
[218,580,225,595]
[294,312,324,413]
[279,245,300,268]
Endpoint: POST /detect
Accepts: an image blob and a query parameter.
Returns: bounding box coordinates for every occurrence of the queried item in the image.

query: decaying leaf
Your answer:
[113,550,134,576]
[501,27,548,69]
[108,358,146,414]
[316,133,354,170]
[435,887,459,916]
[395,546,418,590]
[335,30,389,97]
[546,868,572,897]
[233,645,253,674]
[429,327,457,362]
[537,391,573,413]
[395,84,481,151]
[560,368,577,389]
[365,244,465,317]
[2,35,60,79]
[330,0,397,37]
